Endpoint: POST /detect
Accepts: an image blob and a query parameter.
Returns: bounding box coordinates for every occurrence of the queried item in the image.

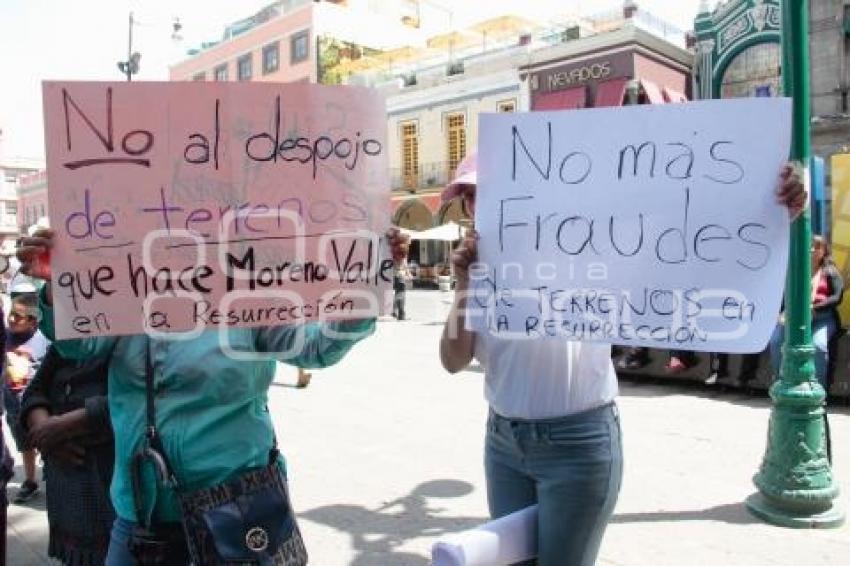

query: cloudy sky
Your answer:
[0,0,708,161]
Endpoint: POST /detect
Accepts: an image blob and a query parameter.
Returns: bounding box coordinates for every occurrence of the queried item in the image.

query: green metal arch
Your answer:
[712,32,781,98]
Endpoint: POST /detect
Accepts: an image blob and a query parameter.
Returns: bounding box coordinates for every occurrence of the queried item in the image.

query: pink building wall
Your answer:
[170,4,315,83]
[17,170,49,232]
[634,52,689,97]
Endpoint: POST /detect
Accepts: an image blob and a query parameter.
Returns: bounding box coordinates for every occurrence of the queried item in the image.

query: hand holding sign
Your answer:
[17,228,54,281]
[451,229,479,289]
[777,163,806,220]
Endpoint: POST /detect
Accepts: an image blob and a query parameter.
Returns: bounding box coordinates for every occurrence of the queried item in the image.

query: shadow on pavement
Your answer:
[618,379,850,415]
[611,501,761,525]
[301,479,486,566]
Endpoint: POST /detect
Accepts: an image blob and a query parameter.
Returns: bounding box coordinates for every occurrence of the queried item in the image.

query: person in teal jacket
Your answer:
[18,228,410,565]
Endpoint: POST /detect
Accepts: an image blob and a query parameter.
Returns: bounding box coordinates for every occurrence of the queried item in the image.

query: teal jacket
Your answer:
[39,295,374,523]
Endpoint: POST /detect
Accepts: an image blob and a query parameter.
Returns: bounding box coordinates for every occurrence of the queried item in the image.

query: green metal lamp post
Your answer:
[746,0,844,528]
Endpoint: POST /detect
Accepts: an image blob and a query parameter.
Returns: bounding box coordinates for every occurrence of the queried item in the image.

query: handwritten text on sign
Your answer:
[43,82,391,339]
[468,98,791,353]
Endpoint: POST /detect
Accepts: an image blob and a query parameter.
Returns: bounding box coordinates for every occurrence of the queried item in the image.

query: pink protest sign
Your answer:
[43,81,391,339]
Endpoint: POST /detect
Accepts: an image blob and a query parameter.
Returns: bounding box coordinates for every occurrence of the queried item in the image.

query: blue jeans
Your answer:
[769,311,836,388]
[2,383,28,451]
[106,517,187,565]
[106,517,139,565]
[485,404,623,566]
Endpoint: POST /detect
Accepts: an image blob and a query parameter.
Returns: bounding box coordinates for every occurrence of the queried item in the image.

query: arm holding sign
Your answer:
[18,229,118,360]
[440,229,478,373]
[255,319,375,369]
[255,228,407,368]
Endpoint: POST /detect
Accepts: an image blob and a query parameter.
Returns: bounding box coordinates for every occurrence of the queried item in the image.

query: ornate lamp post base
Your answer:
[747,350,845,527]
[746,493,844,528]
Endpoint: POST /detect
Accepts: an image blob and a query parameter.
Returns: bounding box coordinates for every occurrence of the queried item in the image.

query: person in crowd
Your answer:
[438,152,805,565]
[666,350,699,374]
[392,259,412,320]
[769,234,843,388]
[616,346,650,371]
[0,387,14,564]
[20,347,114,564]
[17,228,409,564]
[3,293,49,504]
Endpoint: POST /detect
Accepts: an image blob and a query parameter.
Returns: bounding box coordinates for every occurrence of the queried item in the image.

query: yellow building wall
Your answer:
[831,153,850,326]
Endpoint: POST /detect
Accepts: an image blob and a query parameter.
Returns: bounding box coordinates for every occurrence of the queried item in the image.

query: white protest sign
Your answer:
[467,98,792,353]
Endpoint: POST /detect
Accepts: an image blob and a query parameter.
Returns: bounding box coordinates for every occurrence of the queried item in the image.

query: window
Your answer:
[401,122,419,190]
[6,202,16,215]
[497,99,516,112]
[291,30,310,64]
[263,42,280,74]
[214,64,228,81]
[446,113,466,178]
[192,72,206,81]
[237,54,253,81]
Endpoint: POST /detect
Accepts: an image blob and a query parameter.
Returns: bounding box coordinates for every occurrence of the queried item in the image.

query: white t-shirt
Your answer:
[21,330,50,368]
[474,333,618,420]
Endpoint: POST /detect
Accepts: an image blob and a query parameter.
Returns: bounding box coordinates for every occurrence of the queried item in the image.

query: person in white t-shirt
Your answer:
[438,153,806,566]
[3,293,50,503]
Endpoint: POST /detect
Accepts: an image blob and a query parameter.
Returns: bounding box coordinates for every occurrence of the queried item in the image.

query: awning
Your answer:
[640,79,665,104]
[469,15,541,39]
[595,78,629,107]
[662,87,688,103]
[533,86,587,111]
[398,221,465,241]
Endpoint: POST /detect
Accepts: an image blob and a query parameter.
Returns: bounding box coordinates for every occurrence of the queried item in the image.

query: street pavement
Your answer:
[6,289,850,565]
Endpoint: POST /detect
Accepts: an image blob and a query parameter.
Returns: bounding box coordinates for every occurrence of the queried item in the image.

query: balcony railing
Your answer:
[390,161,452,192]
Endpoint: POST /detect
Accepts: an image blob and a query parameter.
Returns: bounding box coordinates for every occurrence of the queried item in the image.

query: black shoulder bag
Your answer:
[130,343,308,565]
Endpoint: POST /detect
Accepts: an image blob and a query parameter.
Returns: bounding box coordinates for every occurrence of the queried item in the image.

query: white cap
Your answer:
[10,277,37,294]
[27,216,49,237]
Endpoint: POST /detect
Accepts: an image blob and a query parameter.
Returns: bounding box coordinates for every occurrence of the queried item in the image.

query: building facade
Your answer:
[693,0,850,160]
[170,0,317,83]
[692,0,782,100]
[1,157,41,247]
[169,0,431,83]
[523,24,691,112]
[810,0,850,159]
[352,2,691,275]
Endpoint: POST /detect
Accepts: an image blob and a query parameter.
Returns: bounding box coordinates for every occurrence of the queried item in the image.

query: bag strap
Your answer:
[144,340,178,480]
[131,339,180,530]
[132,338,280,527]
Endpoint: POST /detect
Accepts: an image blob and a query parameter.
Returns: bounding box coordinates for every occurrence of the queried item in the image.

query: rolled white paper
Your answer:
[431,505,538,566]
